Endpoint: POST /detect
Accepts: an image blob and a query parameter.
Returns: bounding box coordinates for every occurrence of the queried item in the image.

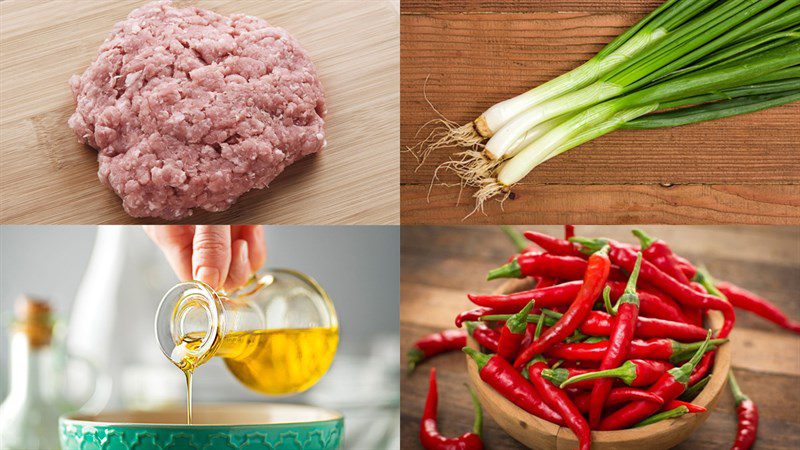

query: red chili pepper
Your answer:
[408,329,467,373]
[463,347,564,425]
[513,247,612,369]
[482,309,706,342]
[564,225,575,240]
[606,281,687,323]
[632,229,692,285]
[689,351,714,385]
[598,331,713,430]
[717,281,800,334]
[663,399,706,413]
[487,253,592,281]
[524,231,585,258]
[420,368,484,450]
[527,361,590,450]
[584,241,735,338]
[587,253,643,428]
[456,307,496,328]
[467,281,582,312]
[534,277,558,289]
[554,359,674,389]
[519,322,536,350]
[546,336,725,363]
[497,301,536,361]
[684,281,706,327]
[465,322,500,353]
[729,370,758,450]
[673,254,698,280]
[571,387,664,414]
[580,310,707,341]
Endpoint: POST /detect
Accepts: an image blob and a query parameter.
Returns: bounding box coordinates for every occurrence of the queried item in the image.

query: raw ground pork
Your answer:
[69,0,326,219]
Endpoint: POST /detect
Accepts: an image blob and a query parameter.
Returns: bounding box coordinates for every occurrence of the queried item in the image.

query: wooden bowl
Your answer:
[466,278,731,450]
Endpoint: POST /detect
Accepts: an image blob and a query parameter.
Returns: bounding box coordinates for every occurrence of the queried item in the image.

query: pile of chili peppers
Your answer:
[408,227,798,449]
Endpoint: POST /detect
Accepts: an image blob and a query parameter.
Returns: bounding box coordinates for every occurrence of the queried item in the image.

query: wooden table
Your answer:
[401,226,800,449]
[0,0,399,224]
[400,1,800,224]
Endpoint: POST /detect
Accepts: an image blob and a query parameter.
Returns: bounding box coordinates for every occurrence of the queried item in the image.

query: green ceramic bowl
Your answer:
[60,403,343,450]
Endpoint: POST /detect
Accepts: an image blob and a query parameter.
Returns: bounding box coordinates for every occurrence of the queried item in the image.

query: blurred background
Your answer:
[0,225,400,449]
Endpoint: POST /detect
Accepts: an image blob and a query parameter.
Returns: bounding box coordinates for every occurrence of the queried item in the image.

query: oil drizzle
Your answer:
[184,369,193,424]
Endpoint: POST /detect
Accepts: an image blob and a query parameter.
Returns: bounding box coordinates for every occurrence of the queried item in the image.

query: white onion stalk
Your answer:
[498,103,659,187]
[483,81,626,160]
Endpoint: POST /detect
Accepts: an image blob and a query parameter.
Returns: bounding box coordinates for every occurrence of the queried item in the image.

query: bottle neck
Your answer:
[7,331,46,403]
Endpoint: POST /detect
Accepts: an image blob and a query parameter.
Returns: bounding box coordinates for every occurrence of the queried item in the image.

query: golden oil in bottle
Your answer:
[216,327,338,395]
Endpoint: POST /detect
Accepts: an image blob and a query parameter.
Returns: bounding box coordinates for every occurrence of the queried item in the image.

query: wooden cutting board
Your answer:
[400,1,800,224]
[0,0,399,224]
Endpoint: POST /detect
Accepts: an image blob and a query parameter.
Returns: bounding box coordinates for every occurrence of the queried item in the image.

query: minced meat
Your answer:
[69,0,326,219]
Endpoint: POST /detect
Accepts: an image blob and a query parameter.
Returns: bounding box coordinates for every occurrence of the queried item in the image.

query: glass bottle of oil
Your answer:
[0,297,62,449]
[154,269,338,421]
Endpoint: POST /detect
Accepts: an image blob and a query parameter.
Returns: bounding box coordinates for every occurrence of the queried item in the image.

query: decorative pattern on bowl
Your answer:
[59,404,343,450]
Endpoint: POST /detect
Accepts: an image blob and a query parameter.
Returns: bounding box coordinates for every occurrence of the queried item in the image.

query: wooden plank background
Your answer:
[400,225,800,449]
[400,1,800,224]
[0,0,399,224]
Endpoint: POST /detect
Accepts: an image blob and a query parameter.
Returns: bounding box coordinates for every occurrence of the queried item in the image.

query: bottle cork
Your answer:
[13,295,53,348]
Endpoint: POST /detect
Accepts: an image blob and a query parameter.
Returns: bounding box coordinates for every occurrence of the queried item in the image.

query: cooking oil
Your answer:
[170,327,339,423]
[218,327,339,394]
[156,270,339,425]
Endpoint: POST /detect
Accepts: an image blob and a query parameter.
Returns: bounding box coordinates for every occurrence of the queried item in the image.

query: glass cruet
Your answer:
[154,269,338,396]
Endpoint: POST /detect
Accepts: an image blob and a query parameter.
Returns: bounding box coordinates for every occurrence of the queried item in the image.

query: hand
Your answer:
[144,225,267,291]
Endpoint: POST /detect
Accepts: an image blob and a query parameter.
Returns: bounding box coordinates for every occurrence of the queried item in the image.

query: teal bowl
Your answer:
[60,403,343,450]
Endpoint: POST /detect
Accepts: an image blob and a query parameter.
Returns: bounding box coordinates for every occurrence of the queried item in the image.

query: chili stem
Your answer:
[728,370,750,405]
[634,405,690,427]
[560,360,639,388]
[500,226,528,252]
[466,383,484,437]
[680,375,711,400]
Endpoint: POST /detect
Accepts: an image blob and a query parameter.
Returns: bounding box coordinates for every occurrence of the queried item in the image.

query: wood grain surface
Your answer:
[0,0,399,224]
[400,1,800,224]
[400,226,800,449]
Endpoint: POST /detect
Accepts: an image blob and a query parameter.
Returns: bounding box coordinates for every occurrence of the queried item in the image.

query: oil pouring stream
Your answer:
[155,270,339,424]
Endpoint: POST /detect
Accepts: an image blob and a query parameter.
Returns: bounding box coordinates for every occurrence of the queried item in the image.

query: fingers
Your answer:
[240,225,267,272]
[225,239,251,291]
[143,225,195,281]
[192,225,231,290]
[146,225,266,291]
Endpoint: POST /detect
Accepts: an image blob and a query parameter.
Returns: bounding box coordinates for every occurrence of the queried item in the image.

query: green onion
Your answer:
[624,90,800,129]
[416,0,719,163]
[416,0,800,213]
[496,41,800,187]
[473,0,713,140]
[485,0,791,161]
